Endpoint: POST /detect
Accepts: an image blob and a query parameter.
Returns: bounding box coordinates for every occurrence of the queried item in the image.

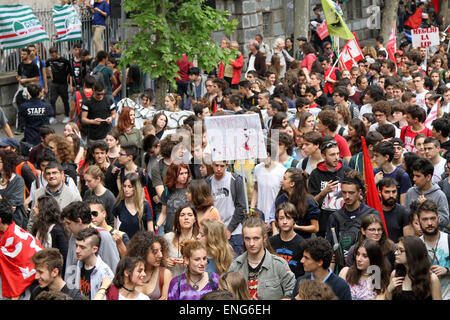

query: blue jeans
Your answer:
[229,234,243,256]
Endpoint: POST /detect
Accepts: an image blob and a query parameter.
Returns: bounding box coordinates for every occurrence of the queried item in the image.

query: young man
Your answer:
[292,237,352,300]
[91,50,117,98]
[423,137,447,183]
[18,82,53,146]
[210,78,228,113]
[412,72,429,112]
[62,201,120,290]
[186,67,207,105]
[377,178,410,243]
[31,248,86,300]
[228,94,244,114]
[74,227,114,300]
[192,102,211,120]
[206,160,246,255]
[373,141,411,205]
[264,70,276,95]
[405,158,449,230]
[369,100,401,138]
[27,43,48,95]
[401,104,432,152]
[277,132,299,169]
[88,198,129,258]
[15,47,40,132]
[418,200,450,300]
[289,97,310,128]
[228,214,296,300]
[46,46,73,124]
[391,138,405,168]
[70,42,87,93]
[239,80,258,110]
[269,202,305,278]
[431,118,450,156]
[332,85,359,119]
[300,130,323,174]
[304,87,321,118]
[81,81,116,142]
[88,0,110,55]
[308,139,352,237]
[251,140,286,231]
[69,74,95,137]
[317,110,352,162]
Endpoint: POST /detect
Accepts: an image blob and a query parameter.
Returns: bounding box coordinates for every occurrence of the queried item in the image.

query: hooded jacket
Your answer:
[308,160,352,211]
[406,183,449,229]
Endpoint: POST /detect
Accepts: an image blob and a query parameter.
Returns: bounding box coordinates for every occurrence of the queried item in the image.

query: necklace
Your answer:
[122,285,135,293]
[189,272,204,291]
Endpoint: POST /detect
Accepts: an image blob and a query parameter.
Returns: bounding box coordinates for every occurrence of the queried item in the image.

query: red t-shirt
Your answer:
[324,66,338,95]
[400,125,433,152]
[334,133,352,159]
[301,53,317,72]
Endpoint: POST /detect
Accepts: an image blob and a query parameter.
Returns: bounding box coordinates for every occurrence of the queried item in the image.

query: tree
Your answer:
[380,0,400,48]
[119,0,238,108]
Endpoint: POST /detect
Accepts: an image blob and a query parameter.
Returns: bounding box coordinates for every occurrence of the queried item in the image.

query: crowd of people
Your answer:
[0,1,449,302]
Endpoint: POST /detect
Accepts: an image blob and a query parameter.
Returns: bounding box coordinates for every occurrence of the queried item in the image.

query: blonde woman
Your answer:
[164,93,181,112]
[197,219,234,276]
[113,172,154,239]
[219,271,251,300]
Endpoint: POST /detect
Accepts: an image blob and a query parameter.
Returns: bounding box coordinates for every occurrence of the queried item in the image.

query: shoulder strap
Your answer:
[291,158,299,168]
[338,126,345,136]
[208,272,216,291]
[177,275,181,297]
[159,267,165,294]
[301,157,309,171]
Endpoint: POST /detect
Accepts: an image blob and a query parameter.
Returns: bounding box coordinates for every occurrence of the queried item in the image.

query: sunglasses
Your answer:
[119,152,129,156]
[91,211,99,217]
[321,140,338,150]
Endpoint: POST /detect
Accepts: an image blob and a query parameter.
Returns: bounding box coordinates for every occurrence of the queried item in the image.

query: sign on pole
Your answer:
[411,27,440,48]
[204,114,266,162]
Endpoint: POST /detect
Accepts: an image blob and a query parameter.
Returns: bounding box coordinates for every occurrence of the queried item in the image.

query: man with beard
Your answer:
[377,178,410,243]
[418,200,450,300]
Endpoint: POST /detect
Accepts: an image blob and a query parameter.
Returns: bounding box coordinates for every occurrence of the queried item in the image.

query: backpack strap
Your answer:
[208,272,216,291]
[301,157,309,171]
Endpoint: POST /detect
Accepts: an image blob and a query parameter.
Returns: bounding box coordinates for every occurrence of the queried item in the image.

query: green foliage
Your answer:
[119,0,238,89]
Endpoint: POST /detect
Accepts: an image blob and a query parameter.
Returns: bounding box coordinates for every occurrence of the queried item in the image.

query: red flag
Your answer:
[361,136,389,237]
[317,20,329,40]
[404,7,423,29]
[386,22,397,70]
[432,0,440,13]
[338,32,364,71]
[0,222,43,298]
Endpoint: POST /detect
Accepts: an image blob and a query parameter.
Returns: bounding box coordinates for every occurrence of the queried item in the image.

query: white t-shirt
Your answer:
[414,90,429,113]
[359,104,372,119]
[119,292,150,300]
[245,54,256,78]
[253,162,286,223]
[420,232,450,300]
[432,156,447,184]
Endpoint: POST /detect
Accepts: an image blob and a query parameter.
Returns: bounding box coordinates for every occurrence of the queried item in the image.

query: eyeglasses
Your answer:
[91,211,98,217]
[325,47,331,50]
[119,152,129,156]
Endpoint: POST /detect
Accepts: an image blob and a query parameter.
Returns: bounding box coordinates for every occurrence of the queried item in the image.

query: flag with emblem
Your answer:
[321,0,354,40]
[52,4,82,42]
[0,5,49,50]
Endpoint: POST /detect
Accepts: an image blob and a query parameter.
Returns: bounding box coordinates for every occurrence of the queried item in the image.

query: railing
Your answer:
[0,8,120,74]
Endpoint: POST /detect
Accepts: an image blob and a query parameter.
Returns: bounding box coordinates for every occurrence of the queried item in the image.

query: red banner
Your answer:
[339,32,364,71]
[0,222,43,298]
[386,22,397,70]
[317,20,329,40]
[361,137,389,237]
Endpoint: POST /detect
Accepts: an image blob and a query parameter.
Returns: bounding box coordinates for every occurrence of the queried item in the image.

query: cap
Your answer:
[296,36,307,42]
[391,138,404,147]
[0,137,20,150]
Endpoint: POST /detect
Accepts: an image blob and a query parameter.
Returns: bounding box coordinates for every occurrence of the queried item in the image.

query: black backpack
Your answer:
[332,206,377,252]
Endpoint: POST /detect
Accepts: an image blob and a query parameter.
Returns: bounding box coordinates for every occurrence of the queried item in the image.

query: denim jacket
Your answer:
[74,255,114,300]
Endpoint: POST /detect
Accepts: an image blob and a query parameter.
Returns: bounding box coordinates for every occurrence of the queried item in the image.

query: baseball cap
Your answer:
[391,138,404,147]
[0,137,20,150]
[296,36,307,42]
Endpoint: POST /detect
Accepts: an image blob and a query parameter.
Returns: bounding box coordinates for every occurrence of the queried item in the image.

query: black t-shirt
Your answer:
[71,57,87,88]
[46,56,72,84]
[384,204,410,243]
[80,265,94,300]
[81,95,115,140]
[17,62,39,87]
[269,233,305,278]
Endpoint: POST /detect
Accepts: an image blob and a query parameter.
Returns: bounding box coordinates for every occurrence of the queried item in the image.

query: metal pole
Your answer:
[121,0,127,100]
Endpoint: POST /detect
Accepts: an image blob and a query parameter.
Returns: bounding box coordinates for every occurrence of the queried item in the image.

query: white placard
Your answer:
[204,114,266,162]
[411,27,440,48]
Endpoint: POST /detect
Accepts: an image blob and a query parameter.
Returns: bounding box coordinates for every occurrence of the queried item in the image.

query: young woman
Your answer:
[219,271,251,300]
[197,218,234,276]
[298,112,315,135]
[403,201,424,237]
[31,195,68,272]
[97,256,149,300]
[186,179,220,226]
[385,236,442,300]
[152,112,168,139]
[339,239,390,300]
[165,93,181,112]
[0,149,25,226]
[63,122,86,148]
[163,205,200,278]
[66,133,84,165]
[167,239,219,300]
[270,111,288,131]
[430,70,445,91]
[113,172,154,240]
[279,168,320,239]
[155,162,191,235]
[336,103,351,137]
[83,165,116,227]
[105,130,121,164]
[126,231,173,300]
[362,113,376,133]
[345,214,396,272]
[346,118,367,156]
[46,134,78,183]
[116,107,142,152]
